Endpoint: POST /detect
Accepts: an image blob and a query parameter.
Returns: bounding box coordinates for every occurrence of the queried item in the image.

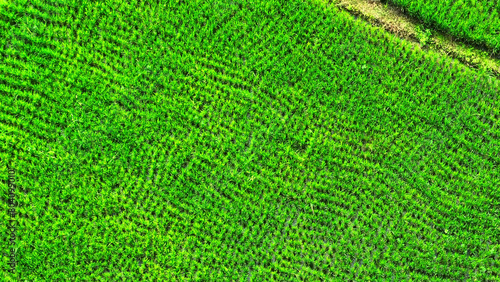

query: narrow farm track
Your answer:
[1,0,499,280]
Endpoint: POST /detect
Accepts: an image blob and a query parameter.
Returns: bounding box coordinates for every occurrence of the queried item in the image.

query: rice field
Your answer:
[387,0,500,52]
[1,0,499,280]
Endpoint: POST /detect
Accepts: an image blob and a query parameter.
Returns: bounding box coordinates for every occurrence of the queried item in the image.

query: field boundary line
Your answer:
[313,0,500,79]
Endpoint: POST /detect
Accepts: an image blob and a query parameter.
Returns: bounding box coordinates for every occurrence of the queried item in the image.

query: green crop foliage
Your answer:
[387,0,500,53]
[415,26,432,47]
[0,0,499,280]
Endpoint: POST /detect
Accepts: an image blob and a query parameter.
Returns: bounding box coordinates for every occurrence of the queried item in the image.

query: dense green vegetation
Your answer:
[386,0,500,52]
[1,0,499,280]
